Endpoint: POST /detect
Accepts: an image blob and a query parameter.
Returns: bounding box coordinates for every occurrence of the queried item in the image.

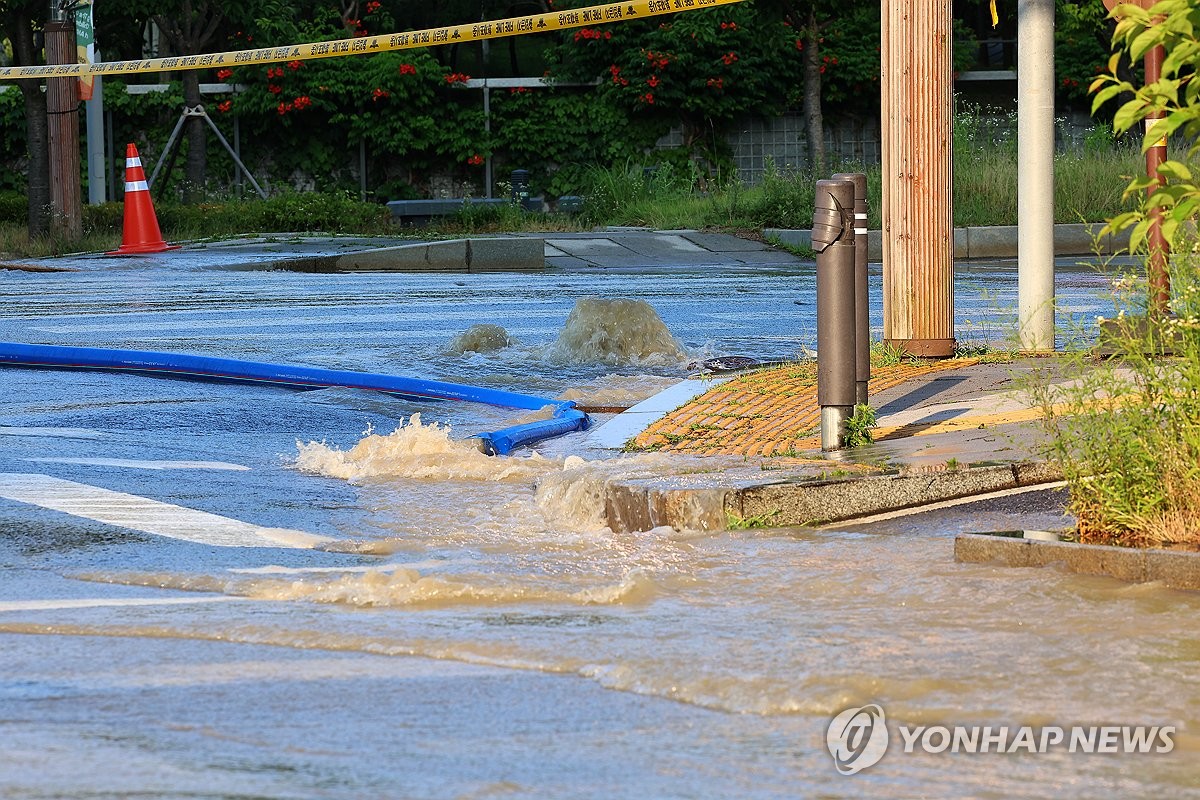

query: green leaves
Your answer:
[1093,1,1200,254]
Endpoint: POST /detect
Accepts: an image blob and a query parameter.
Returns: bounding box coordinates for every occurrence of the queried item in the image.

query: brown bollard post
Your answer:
[813,179,857,451]
[833,172,869,407]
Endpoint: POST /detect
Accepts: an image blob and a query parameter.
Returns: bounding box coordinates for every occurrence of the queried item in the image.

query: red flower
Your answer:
[640,92,654,105]
[216,68,233,80]
[268,84,282,94]
[267,67,283,79]
[399,63,417,75]
[366,0,381,12]
[355,28,369,37]
[444,72,471,84]
[647,75,660,88]
[292,95,312,110]
[277,101,292,115]
[720,22,737,30]
[372,87,390,100]
[287,60,303,71]
[466,154,485,166]
[609,64,621,77]
[706,77,724,90]
[721,52,738,65]
[645,51,669,69]
[217,100,232,112]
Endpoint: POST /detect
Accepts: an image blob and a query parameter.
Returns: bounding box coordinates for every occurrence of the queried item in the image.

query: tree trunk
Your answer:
[10,7,50,237]
[153,3,223,204]
[182,70,206,203]
[802,11,826,177]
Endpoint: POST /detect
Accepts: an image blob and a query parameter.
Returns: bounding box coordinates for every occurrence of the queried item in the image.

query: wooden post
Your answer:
[881,0,955,357]
[1144,43,1170,315]
[1101,0,1169,316]
[45,17,83,241]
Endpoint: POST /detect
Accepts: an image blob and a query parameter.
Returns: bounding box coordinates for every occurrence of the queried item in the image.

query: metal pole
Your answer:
[85,75,106,204]
[833,171,869,405]
[198,109,268,199]
[233,111,243,197]
[1017,0,1056,351]
[483,85,493,199]
[1144,43,1170,316]
[814,178,857,451]
[881,0,955,357]
[359,138,367,202]
[105,108,116,200]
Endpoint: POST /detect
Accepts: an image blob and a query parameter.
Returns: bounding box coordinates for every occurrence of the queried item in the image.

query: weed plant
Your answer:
[1031,243,1200,548]
[843,404,879,447]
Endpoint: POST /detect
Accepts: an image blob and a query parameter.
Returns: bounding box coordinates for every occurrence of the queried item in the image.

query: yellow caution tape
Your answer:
[0,0,745,81]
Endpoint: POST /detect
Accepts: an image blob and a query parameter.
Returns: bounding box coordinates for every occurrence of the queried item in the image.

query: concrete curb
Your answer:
[763,223,1133,261]
[604,461,1063,533]
[247,237,544,273]
[955,533,1200,591]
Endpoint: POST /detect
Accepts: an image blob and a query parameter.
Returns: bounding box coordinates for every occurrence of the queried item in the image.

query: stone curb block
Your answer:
[604,462,1065,533]
[763,224,1132,261]
[731,464,1020,527]
[954,533,1200,591]
[604,480,729,534]
[242,238,544,273]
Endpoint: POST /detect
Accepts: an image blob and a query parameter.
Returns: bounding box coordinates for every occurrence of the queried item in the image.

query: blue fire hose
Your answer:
[0,342,590,456]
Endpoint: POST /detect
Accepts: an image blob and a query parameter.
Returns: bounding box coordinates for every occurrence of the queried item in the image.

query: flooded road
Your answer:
[2,261,1197,797]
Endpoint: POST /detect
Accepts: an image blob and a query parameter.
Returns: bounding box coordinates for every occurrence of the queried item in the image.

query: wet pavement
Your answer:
[2,234,1197,798]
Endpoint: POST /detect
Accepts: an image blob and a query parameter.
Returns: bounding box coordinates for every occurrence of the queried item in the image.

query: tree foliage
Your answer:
[0,0,1134,208]
[1092,0,1200,251]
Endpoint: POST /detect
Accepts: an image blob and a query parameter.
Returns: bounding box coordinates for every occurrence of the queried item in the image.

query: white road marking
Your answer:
[0,473,333,549]
[0,596,243,612]
[821,481,1069,528]
[26,457,251,471]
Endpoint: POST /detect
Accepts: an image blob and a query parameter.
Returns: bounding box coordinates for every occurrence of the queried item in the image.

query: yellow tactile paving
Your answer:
[629,359,981,456]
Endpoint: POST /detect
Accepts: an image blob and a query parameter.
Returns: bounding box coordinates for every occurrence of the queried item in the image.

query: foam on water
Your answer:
[293,414,551,483]
[446,323,516,354]
[77,568,657,610]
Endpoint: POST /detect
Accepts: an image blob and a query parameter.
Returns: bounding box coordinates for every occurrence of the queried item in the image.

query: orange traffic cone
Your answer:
[106,143,180,256]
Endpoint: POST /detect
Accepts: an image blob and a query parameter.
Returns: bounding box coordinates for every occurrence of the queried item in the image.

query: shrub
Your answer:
[1033,250,1200,547]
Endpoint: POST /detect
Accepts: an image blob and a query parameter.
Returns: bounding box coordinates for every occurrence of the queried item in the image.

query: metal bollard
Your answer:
[832,172,870,407]
[813,179,857,451]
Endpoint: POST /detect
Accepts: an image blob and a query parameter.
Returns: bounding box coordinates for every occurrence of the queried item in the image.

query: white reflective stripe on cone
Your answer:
[126,157,141,168]
[124,180,149,192]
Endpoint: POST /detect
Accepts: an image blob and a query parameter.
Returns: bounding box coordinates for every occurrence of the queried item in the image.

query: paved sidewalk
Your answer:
[597,356,1070,533]
[627,359,981,457]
